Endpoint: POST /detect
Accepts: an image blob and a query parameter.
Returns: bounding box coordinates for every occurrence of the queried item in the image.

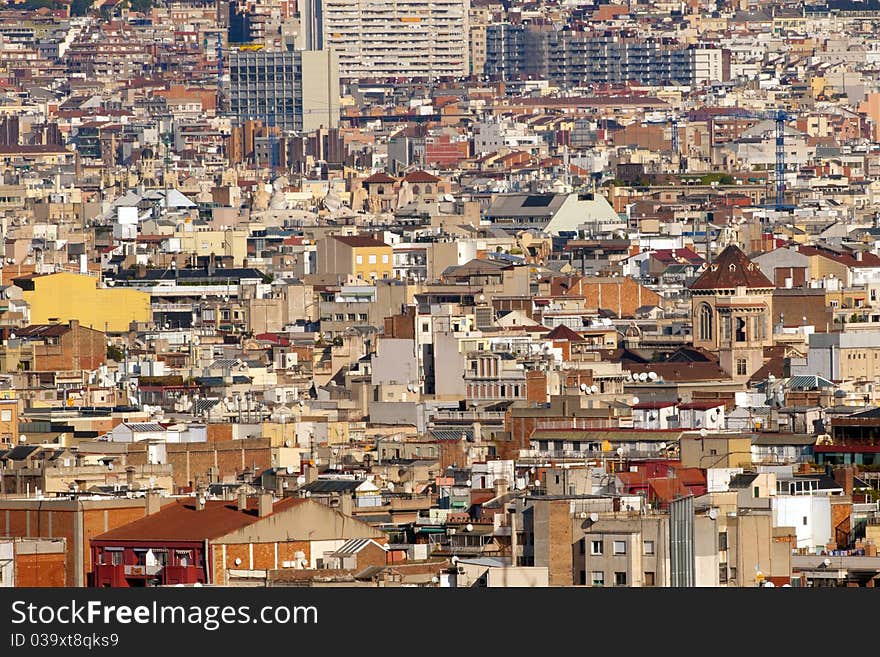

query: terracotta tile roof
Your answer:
[689,245,773,291]
[402,170,440,183]
[362,172,397,184]
[93,497,305,542]
[544,324,587,343]
[333,235,389,248]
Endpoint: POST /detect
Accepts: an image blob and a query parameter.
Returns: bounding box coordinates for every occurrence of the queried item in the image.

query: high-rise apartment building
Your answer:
[228,49,340,132]
[300,0,470,80]
[485,25,728,87]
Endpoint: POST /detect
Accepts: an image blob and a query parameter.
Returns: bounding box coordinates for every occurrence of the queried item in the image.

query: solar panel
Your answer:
[521,195,554,207]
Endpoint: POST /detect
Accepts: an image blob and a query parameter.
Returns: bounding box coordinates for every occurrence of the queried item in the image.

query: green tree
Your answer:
[70,0,91,15]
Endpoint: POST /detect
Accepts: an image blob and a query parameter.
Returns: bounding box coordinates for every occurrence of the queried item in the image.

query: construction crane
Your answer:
[721,108,793,211]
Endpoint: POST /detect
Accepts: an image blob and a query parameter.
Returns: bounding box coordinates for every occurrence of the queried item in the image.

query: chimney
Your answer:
[258,492,274,517]
[195,489,207,511]
[276,475,286,497]
[68,319,79,330]
[237,488,248,511]
[833,467,854,496]
[855,250,864,262]
[145,491,162,515]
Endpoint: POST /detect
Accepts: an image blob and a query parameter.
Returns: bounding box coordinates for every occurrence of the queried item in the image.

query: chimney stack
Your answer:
[258,492,274,517]
[237,488,248,511]
[195,488,207,511]
[145,491,162,516]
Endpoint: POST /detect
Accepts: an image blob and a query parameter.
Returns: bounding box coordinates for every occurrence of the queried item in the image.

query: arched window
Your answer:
[425,184,434,194]
[699,304,713,342]
[412,185,421,195]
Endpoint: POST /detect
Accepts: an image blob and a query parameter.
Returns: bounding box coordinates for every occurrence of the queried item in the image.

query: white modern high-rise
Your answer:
[301,0,470,80]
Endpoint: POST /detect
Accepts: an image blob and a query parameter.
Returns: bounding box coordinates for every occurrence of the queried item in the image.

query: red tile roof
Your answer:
[362,172,397,184]
[544,324,587,343]
[689,245,773,291]
[402,170,440,183]
[333,235,389,248]
[93,497,305,542]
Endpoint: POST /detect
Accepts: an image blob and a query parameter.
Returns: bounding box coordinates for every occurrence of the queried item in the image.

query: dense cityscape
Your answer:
[0,0,878,590]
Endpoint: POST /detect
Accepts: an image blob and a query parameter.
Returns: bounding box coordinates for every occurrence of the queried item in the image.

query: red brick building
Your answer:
[13,320,106,372]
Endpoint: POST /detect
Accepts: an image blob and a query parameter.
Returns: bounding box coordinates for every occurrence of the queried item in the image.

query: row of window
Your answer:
[329,313,369,322]
[588,539,655,556]
[355,254,390,265]
[588,571,655,586]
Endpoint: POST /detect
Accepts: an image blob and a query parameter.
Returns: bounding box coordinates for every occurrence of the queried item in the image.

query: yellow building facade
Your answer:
[18,272,151,333]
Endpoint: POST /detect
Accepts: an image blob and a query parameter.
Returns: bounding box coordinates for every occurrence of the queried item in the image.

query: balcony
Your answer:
[124,564,162,577]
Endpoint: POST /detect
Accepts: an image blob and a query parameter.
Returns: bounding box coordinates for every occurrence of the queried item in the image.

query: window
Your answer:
[347,314,356,322]
[382,254,389,264]
[579,539,585,555]
[613,540,627,555]
[422,323,429,333]
[719,562,728,583]
[335,314,344,321]
[355,255,363,265]
[698,303,713,341]
[614,571,627,586]
[591,571,604,587]
[643,540,654,555]
[111,551,122,566]
[644,571,655,587]
[590,540,603,556]
[1,410,10,422]
[719,532,728,551]
[358,314,368,322]
[736,358,748,376]
[368,254,377,264]
[729,566,737,582]
[803,516,808,526]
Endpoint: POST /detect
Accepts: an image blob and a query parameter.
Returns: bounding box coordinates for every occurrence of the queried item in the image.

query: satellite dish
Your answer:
[284,440,291,448]
[659,442,667,450]
[764,581,775,588]
[638,372,648,382]
[625,373,633,381]
[465,479,472,486]
[198,496,206,505]
[708,508,718,520]
[387,482,395,492]
[700,428,708,438]
[18,435,26,444]
[107,462,114,471]
[580,382,587,392]
[648,372,658,381]
[579,511,588,519]
[465,523,474,532]
[589,512,599,522]
[451,556,459,565]
[234,558,242,566]
[533,479,541,487]
[631,397,640,405]
[285,465,294,474]
[616,447,624,456]
[590,384,598,393]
